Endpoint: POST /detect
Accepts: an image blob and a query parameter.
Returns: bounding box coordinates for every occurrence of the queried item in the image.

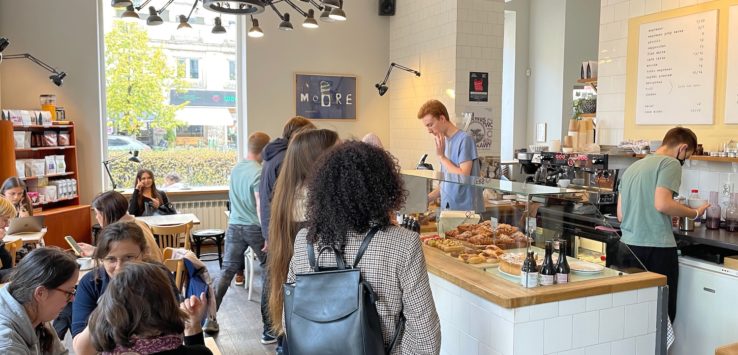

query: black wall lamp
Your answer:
[0,38,67,87]
[375,62,421,96]
[103,150,142,190]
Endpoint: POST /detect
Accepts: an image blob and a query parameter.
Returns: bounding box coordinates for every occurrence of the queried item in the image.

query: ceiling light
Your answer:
[321,0,340,9]
[279,13,294,31]
[146,6,164,25]
[248,17,264,37]
[302,9,318,28]
[177,15,192,30]
[329,6,345,21]
[202,0,265,14]
[319,9,334,22]
[121,5,140,21]
[111,0,133,7]
[212,16,227,33]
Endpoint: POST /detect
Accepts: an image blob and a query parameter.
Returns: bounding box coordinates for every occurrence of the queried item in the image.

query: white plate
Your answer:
[569,260,605,274]
[497,266,520,278]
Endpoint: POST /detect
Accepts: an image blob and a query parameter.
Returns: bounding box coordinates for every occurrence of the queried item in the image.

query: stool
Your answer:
[243,247,256,301]
[190,229,225,268]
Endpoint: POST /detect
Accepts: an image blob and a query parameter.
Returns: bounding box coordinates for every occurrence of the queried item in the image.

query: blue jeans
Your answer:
[214,224,270,332]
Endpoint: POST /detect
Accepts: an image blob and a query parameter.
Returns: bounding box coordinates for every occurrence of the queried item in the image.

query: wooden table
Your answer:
[136,213,200,227]
[4,228,47,247]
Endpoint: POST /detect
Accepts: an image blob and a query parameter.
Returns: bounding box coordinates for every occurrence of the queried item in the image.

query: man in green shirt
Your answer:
[617,127,709,321]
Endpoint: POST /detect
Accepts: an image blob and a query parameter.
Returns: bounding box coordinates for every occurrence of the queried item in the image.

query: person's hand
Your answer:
[696,203,710,219]
[181,292,207,325]
[136,180,144,190]
[151,198,161,209]
[78,242,95,257]
[261,240,268,252]
[434,133,446,158]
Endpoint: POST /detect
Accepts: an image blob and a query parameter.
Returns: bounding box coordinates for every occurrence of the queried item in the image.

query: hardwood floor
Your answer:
[63,257,276,355]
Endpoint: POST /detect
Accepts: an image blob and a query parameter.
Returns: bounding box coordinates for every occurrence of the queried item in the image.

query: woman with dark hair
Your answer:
[128,169,169,217]
[267,129,339,344]
[0,197,17,273]
[1,177,33,218]
[72,222,151,355]
[0,247,79,354]
[287,141,441,354]
[88,262,211,354]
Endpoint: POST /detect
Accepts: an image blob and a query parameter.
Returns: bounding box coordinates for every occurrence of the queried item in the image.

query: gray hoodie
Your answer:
[0,286,68,355]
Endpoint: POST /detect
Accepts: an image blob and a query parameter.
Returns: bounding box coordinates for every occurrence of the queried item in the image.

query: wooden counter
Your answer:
[423,244,666,308]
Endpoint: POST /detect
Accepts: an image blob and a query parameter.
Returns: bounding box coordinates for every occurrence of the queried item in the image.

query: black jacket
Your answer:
[128,189,169,217]
[258,138,289,240]
[153,333,212,355]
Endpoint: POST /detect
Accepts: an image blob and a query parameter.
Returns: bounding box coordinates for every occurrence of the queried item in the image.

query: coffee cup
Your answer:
[77,257,93,270]
[558,179,571,188]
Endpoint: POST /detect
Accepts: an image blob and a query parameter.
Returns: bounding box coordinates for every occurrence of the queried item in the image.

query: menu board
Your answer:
[726,6,738,124]
[635,10,718,125]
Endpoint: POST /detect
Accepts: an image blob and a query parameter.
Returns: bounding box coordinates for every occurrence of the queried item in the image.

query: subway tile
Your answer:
[644,0,662,14]
[680,0,699,6]
[544,316,573,354]
[490,316,514,355]
[479,342,502,355]
[647,301,657,333]
[559,298,586,316]
[635,333,656,355]
[468,304,493,342]
[612,290,638,307]
[440,322,459,355]
[572,311,599,348]
[599,306,625,343]
[555,349,585,355]
[637,287,658,303]
[459,330,480,355]
[601,5,615,24]
[630,0,646,17]
[585,343,611,355]
[662,0,680,10]
[613,1,631,22]
[610,337,636,355]
[586,294,613,311]
[514,321,544,355]
[530,302,559,321]
[624,302,650,338]
[698,170,719,196]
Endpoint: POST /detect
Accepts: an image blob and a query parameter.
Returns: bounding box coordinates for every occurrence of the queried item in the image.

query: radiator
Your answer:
[170,200,229,231]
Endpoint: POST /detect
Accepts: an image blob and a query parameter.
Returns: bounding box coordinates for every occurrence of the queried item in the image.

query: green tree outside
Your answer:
[104,21,188,137]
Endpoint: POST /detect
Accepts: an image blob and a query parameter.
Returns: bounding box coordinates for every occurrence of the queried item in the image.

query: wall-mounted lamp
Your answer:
[375,62,421,96]
[1,42,67,87]
[103,150,142,190]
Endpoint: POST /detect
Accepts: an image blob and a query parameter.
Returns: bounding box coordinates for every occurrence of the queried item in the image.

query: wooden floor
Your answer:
[64,257,276,355]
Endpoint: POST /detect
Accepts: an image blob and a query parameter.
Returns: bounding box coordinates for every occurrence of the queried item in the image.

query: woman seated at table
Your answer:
[88,262,211,355]
[0,197,17,275]
[72,222,153,355]
[1,177,33,218]
[0,247,79,354]
[128,169,170,217]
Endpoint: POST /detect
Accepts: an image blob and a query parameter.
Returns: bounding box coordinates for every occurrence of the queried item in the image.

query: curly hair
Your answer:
[305,141,407,247]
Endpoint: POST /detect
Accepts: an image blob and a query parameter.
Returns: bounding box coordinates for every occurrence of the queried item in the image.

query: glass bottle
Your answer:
[539,241,556,286]
[726,193,738,232]
[706,191,721,230]
[556,240,570,284]
[520,250,539,288]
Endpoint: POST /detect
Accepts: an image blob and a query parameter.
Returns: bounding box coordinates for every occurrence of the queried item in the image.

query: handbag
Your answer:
[155,202,177,216]
[283,227,405,355]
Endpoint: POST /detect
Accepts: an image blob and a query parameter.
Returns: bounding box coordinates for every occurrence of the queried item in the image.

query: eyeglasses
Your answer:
[56,286,77,302]
[102,254,141,266]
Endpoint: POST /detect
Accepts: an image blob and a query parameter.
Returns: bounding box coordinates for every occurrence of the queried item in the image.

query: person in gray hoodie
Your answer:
[0,247,79,354]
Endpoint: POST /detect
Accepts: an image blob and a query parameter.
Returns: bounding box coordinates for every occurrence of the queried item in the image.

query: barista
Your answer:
[616,127,709,321]
[417,99,483,212]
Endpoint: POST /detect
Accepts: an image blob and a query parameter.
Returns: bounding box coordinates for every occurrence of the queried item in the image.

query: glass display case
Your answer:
[401,169,647,288]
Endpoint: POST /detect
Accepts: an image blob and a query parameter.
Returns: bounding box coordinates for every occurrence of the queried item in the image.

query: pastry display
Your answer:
[444,221,528,248]
[499,252,543,276]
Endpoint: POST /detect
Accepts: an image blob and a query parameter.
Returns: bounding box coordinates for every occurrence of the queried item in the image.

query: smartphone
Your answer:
[65,236,83,256]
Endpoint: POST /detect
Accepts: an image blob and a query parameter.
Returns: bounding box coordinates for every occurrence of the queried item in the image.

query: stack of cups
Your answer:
[550,139,561,153]
[566,119,579,150]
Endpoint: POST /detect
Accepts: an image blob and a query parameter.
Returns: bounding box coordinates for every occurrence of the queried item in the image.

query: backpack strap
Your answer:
[307,241,347,272]
[352,226,380,268]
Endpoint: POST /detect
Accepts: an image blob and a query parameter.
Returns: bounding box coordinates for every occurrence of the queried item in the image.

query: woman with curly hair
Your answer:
[286,141,441,354]
[266,129,339,344]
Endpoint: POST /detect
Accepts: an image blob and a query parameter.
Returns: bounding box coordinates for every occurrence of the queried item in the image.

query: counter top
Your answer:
[422,244,666,308]
[673,227,738,252]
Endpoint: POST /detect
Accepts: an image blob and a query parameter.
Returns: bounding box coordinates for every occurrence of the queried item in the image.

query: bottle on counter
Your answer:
[539,241,556,286]
[520,250,539,288]
[726,193,738,232]
[688,189,702,227]
[706,191,722,230]
[556,240,570,284]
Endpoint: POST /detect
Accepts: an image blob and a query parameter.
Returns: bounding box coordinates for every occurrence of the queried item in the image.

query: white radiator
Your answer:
[170,200,229,231]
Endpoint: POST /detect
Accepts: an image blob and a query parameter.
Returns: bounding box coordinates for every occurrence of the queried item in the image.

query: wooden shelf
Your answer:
[577,78,598,84]
[15,145,75,152]
[20,172,75,181]
[579,113,596,118]
[32,195,78,207]
[10,124,75,130]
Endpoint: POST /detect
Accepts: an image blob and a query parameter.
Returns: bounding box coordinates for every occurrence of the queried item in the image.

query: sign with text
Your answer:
[295,74,356,119]
[469,72,488,102]
[170,90,236,107]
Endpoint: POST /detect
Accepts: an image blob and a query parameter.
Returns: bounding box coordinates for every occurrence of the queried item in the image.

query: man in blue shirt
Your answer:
[211,132,271,337]
[417,99,483,212]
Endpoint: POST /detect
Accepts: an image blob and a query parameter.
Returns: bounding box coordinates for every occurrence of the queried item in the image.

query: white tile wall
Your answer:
[428,273,660,355]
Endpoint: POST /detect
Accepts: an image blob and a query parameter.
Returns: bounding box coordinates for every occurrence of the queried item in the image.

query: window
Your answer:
[101,3,238,189]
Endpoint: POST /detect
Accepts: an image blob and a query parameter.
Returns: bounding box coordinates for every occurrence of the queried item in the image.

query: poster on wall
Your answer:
[469,72,488,102]
[634,10,718,125]
[725,5,738,123]
[295,73,356,119]
[466,114,495,152]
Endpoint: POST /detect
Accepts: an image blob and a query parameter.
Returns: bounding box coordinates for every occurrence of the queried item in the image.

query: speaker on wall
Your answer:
[379,0,395,16]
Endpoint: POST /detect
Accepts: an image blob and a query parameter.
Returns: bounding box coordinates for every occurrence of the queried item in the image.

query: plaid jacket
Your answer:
[288,226,441,355]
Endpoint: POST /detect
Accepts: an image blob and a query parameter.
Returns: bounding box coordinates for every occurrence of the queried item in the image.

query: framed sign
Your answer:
[295,73,356,119]
[469,72,488,102]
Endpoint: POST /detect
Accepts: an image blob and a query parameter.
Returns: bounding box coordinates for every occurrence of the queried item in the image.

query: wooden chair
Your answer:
[150,221,193,251]
[5,239,24,268]
[162,247,185,294]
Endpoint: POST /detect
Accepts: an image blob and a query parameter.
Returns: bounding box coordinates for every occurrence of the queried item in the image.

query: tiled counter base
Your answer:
[430,274,661,355]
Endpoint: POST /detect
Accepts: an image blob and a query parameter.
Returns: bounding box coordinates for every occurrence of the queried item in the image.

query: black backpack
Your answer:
[283,227,405,355]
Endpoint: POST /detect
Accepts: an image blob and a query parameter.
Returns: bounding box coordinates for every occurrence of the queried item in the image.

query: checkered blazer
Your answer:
[288,225,441,355]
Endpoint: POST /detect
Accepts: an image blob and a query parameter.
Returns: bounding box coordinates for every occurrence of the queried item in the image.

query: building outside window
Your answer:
[102,2,238,189]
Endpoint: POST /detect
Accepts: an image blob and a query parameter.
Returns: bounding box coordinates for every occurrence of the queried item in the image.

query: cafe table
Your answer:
[4,228,47,247]
[136,213,200,227]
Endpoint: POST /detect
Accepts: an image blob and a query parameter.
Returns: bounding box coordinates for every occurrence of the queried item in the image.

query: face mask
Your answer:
[676,148,686,166]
